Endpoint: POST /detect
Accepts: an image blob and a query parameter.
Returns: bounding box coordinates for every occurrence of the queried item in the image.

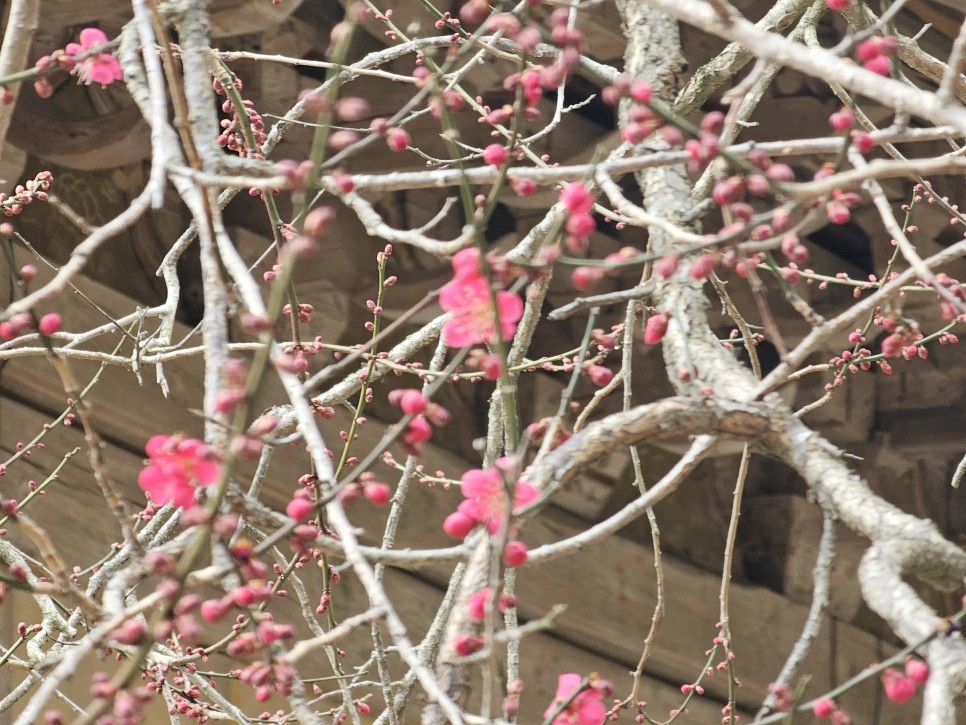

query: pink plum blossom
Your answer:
[544,674,607,725]
[457,465,537,534]
[65,28,122,86]
[444,463,538,537]
[138,435,221,508]
[451,247,483,279]
[439,250,522,347]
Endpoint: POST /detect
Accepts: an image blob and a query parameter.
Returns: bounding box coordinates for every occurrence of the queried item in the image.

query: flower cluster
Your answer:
[0,171,53,218]
[138,435,221,509]
[214,76,267,159]
[856,34,897,76]
[812,697,851,724]
[881,659,928,704]
[439,248,523,348]
[812,660,927,723]
[65,28,122,86]
[443,461,537,538]
[558,181,597,255]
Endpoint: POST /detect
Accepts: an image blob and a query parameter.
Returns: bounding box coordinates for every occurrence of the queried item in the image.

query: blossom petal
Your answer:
[442,318,475,348]
[457,499,488,523]
[450,248,482,278]
[192,460,221,486]
[78,28,109,49]
[139,465,194,508]
[460,468,499,499]
[554,674,583,701]
[145,435,172,458]
[513,480,539,509]
[88,57,122,85]
[575,697,606,725]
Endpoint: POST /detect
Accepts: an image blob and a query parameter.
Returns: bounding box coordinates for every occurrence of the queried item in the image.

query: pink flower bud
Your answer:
[881,668,916,704]
[399,390,429,416]
[385,128,410,152]
[303,206,335,237]
[502,697,519,717]
[299,90,327,114]
[852,132,875,154]
[199,597,230,623]
[812,698,837,718]
[826,0,850,10]
[904,659,929,685]
[857,40,881,63]
[644,313,668,345]
[443,510,476,538]
[826,199,851,225]
[272,354,308,374]
[110,619,146,645]
[878,36,898,56]
[745,175,770,197]
[481,353,503,381]
[327,129,360,151]
[830,710,852,725]
[286,496,315,522]
[459,0,490,25]
[334,97,371,122]
[511,177,536,196]
[454,633,484,657]
[655,254,679,279]
[565,212,596,237]
[559,182,593,214]
[765,163,795,183]
[630,82,652,103]
[331,173,355,193]
[503,540,528,567]
[828,108,854,132]
[338,483,360,505]
[38,313,61,336]
[863,55,891,76]
[701,111,725,135]
[690,254,717,279]
[231,586,257,607]
[364,482,391,506]
[405,416,432,444]
[482,144,507,167]
[426,404,451,427]
[468,588,492,621]
[571,266,603,291]
[587,365,613,387]
[712,177,744,206]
